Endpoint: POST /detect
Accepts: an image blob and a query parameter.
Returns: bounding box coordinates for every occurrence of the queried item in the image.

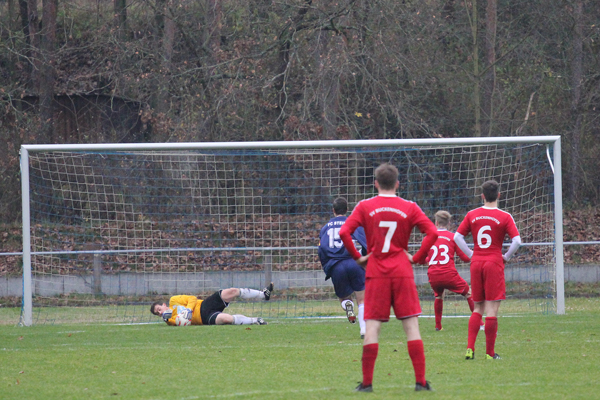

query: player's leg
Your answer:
[401,316,429,389]
[216,313,267,325]
[358,319,382,390]
[482,262,505,359]
[392,277,430,390]
[222,283,274,303]
[483,300,501,358]
[347,260,366,334]
[347,261,366,336]
[356,277,389,391]
[355,289,366,338]
[428,275,444,331]
[434,291,444,331]
[466,262,484,359]
[200,291,267,326]
[330,261,357,324]
[459,283,483,330]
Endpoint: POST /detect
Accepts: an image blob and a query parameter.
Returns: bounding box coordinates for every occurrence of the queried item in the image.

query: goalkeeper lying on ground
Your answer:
[150,283,273,326]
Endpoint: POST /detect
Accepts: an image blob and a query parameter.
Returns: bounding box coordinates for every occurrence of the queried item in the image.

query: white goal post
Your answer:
[19,136,564,326]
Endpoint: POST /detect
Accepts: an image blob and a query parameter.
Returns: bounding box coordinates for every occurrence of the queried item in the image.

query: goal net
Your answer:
[19,138,564,325]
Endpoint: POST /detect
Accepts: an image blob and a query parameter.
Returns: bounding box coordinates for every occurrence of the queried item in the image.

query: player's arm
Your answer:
[352,227,368,256]
[339,209,363,261]
[453,232,472,257]
[503,235,521,261]
[502,215,521,261]
[411,207,439,264]
[317,244,327,267]
[454,238,473,261]
[454,215,472,257]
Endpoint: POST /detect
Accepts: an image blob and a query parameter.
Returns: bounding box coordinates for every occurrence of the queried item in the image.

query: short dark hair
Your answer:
[332,197,348,215]
[150,302,162,315]
[375,163,399,190]
[482,180,500,202]
[434,210,452,227]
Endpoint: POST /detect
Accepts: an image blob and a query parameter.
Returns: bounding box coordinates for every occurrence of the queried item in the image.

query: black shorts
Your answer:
[200,291,230,325]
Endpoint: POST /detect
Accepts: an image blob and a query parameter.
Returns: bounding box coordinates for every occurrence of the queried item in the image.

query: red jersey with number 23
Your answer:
[456,206,519,265]
[339,194,438,278]
[426,229,471,274]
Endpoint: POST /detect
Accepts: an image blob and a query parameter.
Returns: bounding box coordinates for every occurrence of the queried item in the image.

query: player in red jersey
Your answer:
[339,163,438,393]
[426,210,474,331]
[454,180,521,360]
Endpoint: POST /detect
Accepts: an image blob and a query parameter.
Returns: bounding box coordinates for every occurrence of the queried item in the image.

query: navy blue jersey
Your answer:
[318,216,367,279]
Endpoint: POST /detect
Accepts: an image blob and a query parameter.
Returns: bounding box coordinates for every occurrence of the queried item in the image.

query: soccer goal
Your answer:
[19,137,564,326]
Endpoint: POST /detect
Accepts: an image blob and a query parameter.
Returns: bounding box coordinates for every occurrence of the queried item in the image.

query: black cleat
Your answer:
[354,383,373,392]
[415,381,432,391]
[255,317,268,325]
[263,282,274,301]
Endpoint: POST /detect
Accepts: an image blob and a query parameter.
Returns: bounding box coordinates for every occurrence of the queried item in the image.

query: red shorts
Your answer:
[470,261,505,302]
[364,277,422,321]
[428,271,470,298]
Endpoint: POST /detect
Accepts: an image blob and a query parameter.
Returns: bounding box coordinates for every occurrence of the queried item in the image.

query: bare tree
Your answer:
[26,0,40,90]
[482,0,497,137]
[39,0,57,142]
[114,0,128,39]
[569,0,584,202]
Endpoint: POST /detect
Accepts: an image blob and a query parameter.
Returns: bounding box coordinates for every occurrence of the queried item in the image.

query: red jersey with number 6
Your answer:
[456,206,519,265]
[339,194,438,278]
[426,229,471,274]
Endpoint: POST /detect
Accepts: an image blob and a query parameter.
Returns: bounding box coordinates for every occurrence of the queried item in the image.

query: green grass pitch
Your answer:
[1,298,599,399]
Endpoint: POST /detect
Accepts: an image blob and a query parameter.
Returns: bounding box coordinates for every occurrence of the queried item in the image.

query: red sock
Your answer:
[361,343,378,386]
[466,296,475,312]
[485,317,498,357]
[467,312,482,350]
[434,299,443,330]
[407,340,426,386]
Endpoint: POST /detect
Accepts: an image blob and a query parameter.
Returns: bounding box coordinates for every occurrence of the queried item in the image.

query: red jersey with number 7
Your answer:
[339,194,438,278]
[456,206,519,265]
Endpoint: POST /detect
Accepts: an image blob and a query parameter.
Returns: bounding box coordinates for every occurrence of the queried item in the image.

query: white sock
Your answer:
[232,314,256,325]
[341,299,354,311]
[358,303,365,335]
[239,288,265,300]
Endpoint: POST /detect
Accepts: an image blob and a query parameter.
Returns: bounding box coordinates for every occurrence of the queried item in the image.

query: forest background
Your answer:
[0,0,599,268]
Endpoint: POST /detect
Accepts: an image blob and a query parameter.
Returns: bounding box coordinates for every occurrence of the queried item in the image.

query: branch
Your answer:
[515,92,536,135]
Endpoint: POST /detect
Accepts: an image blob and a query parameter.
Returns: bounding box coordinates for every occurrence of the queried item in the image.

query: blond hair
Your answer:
[434,210,452,228]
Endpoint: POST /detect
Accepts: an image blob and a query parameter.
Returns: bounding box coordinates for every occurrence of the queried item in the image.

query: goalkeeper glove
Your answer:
[161,309,173,322]
[181,308,192,320]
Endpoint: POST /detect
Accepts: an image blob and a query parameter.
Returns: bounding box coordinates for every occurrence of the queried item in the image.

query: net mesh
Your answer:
[22,143,557,324]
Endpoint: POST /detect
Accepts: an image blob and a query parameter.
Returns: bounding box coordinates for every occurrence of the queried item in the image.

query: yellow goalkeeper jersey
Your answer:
[165,295,204,325]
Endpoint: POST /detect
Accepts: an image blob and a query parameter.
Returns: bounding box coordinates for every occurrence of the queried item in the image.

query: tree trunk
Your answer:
[315,30,342,139]
[482,0,497,137]
[114,0,127,39]
[27,0,40,91]
[19,0,29,41]
[569,0,584,203]
[274,0,311,109]
[206,0,222,55]
[470,0,481,138]
[39,0,57,143]
[155,0,175,115]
